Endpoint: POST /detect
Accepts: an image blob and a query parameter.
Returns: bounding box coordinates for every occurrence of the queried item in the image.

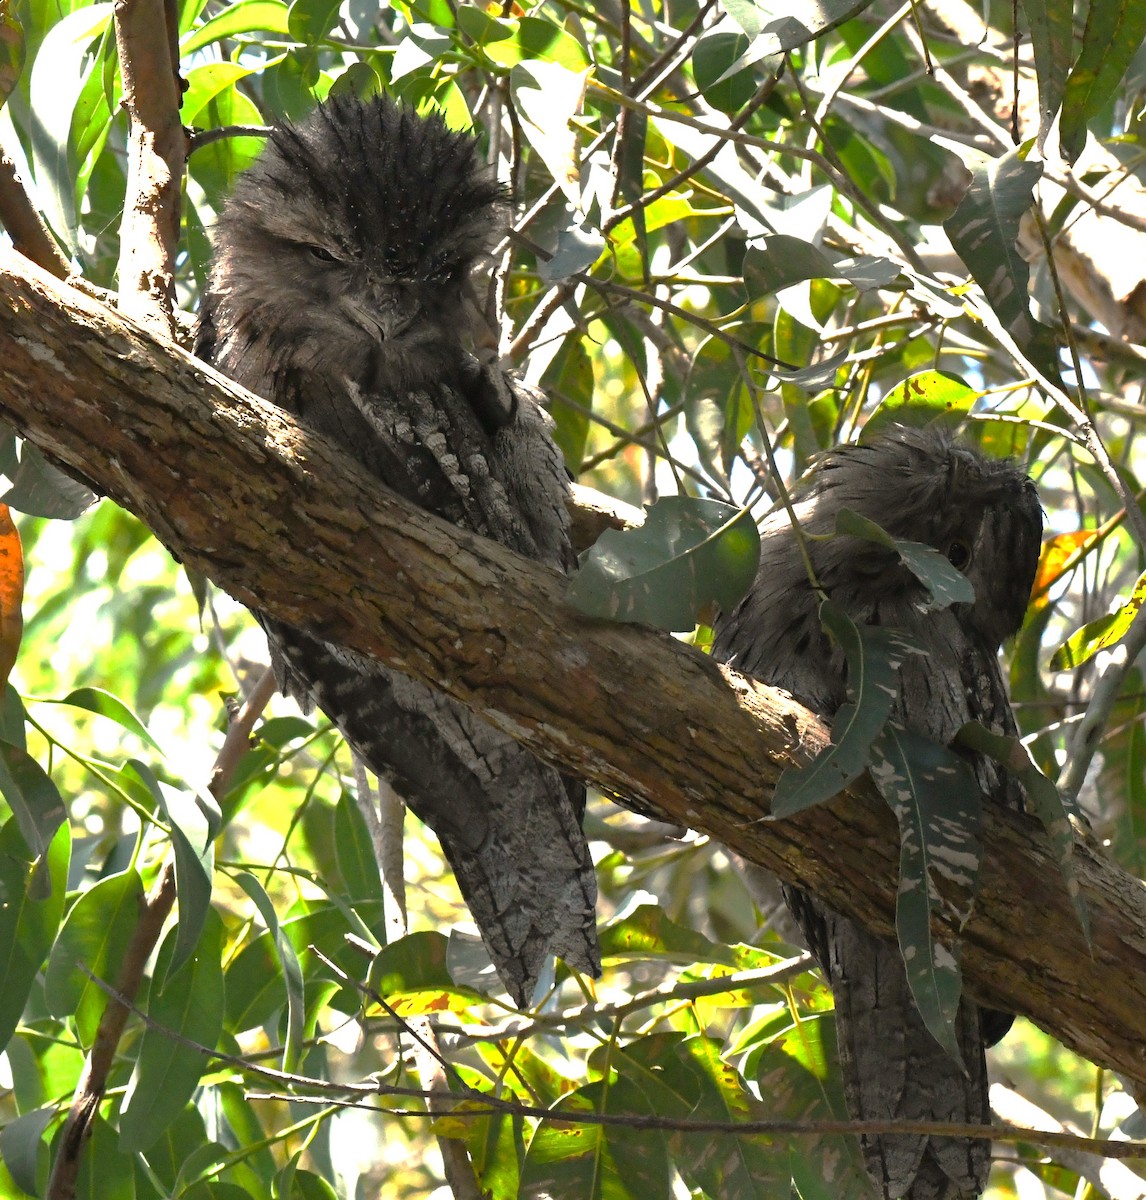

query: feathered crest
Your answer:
[231,92,508,283]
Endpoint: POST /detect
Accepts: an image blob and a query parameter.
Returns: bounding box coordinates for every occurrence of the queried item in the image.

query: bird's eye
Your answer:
[306,245,338,263]
[947,538,972,570]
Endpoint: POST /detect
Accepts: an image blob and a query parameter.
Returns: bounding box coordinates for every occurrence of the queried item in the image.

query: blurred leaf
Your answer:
[869,722,982,1062]
[0,740,67,866]
[692,29,765,113]
[49,686,164,753]
[232,871,305,1069]
[334,788,382,904]
[0,1106,54,1196]
[542,333,594,473]
[1059,0,1146,162]
[0,819,69,1051]
[119,909,225,1152]
[567,496,760,632]
[44,867,144,1046]
[539,221,605,283]
[286,0,341,42]
[274,1162,340,1200]
[722,0,874,49]
[0,4,24,108]
[773,603,922,816]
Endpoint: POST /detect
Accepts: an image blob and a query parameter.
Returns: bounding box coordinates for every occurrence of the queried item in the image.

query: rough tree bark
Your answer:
[2,249,1145,1087]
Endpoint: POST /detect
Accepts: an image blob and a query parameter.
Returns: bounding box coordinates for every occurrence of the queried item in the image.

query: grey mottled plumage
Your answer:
[195,94,599,1005]
[713,427,1042,1200]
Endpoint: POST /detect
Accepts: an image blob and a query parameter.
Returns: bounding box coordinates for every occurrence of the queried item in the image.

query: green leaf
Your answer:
[1,440,96,518]
[0,6,25,110]
[0,739,67,866]
[862,370,977,439]
[955,721,1090,941]
[773,603,921,816]
[1019,0,1072,146]
[869,723,984,1062]
[943,146,1060,383]
[746,1014,873,1199]
[566,496,760,632]
[286,0,341,43]
[0,819,69,1051]
[541,332,594,473]
[125,760,217,979]
[233,871,305,1070]
[0,1107,55,1196]
[181,60,259,127]
[181,0,290,55]
[598,900,739,967]
[834,508,975,610]
[1051,567,1146,670]
[118,909,225,1152]
[26,5,114,250]
[224,900,385,1033]
[455,9,589,72]
[520,1075,670,1200]
[691,29,764,113]
[334,789,383,904]
[744,235,899,296]
[1059,0,1146,163]
[44,868,145,1046]
[539,221,605,283]
[274,1162,340,1200]
[50,686,164,753]
[722,0,872,49]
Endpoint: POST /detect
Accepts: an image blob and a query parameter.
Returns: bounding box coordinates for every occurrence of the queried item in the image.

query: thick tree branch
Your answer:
[2,251,1146,1087]
[112,0,185,335]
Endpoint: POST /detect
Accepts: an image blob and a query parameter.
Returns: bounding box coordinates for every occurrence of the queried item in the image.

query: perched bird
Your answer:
[195,93,600,1006]
[713,426,1042,1199]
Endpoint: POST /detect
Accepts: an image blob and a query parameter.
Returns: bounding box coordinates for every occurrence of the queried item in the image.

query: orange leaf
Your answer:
[0,504,24,687]
[1031,530,1100,607]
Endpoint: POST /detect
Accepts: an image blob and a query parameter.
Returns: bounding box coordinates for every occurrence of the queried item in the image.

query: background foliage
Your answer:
[1,0,1146,1197]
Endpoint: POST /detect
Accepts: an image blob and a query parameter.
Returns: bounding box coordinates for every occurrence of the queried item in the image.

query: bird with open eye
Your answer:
[714,425,1043,1200]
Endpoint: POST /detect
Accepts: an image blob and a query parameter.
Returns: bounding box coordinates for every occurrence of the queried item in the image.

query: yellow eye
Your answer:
[947,538,971,570]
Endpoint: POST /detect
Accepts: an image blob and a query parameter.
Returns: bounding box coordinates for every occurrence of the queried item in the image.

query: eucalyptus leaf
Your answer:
[567,496,760,632]
[943,146,1060,384]
[1051,567,1146,670]
[835,508,975,610]
[869,722,984,1063]
[772,602,922,816]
